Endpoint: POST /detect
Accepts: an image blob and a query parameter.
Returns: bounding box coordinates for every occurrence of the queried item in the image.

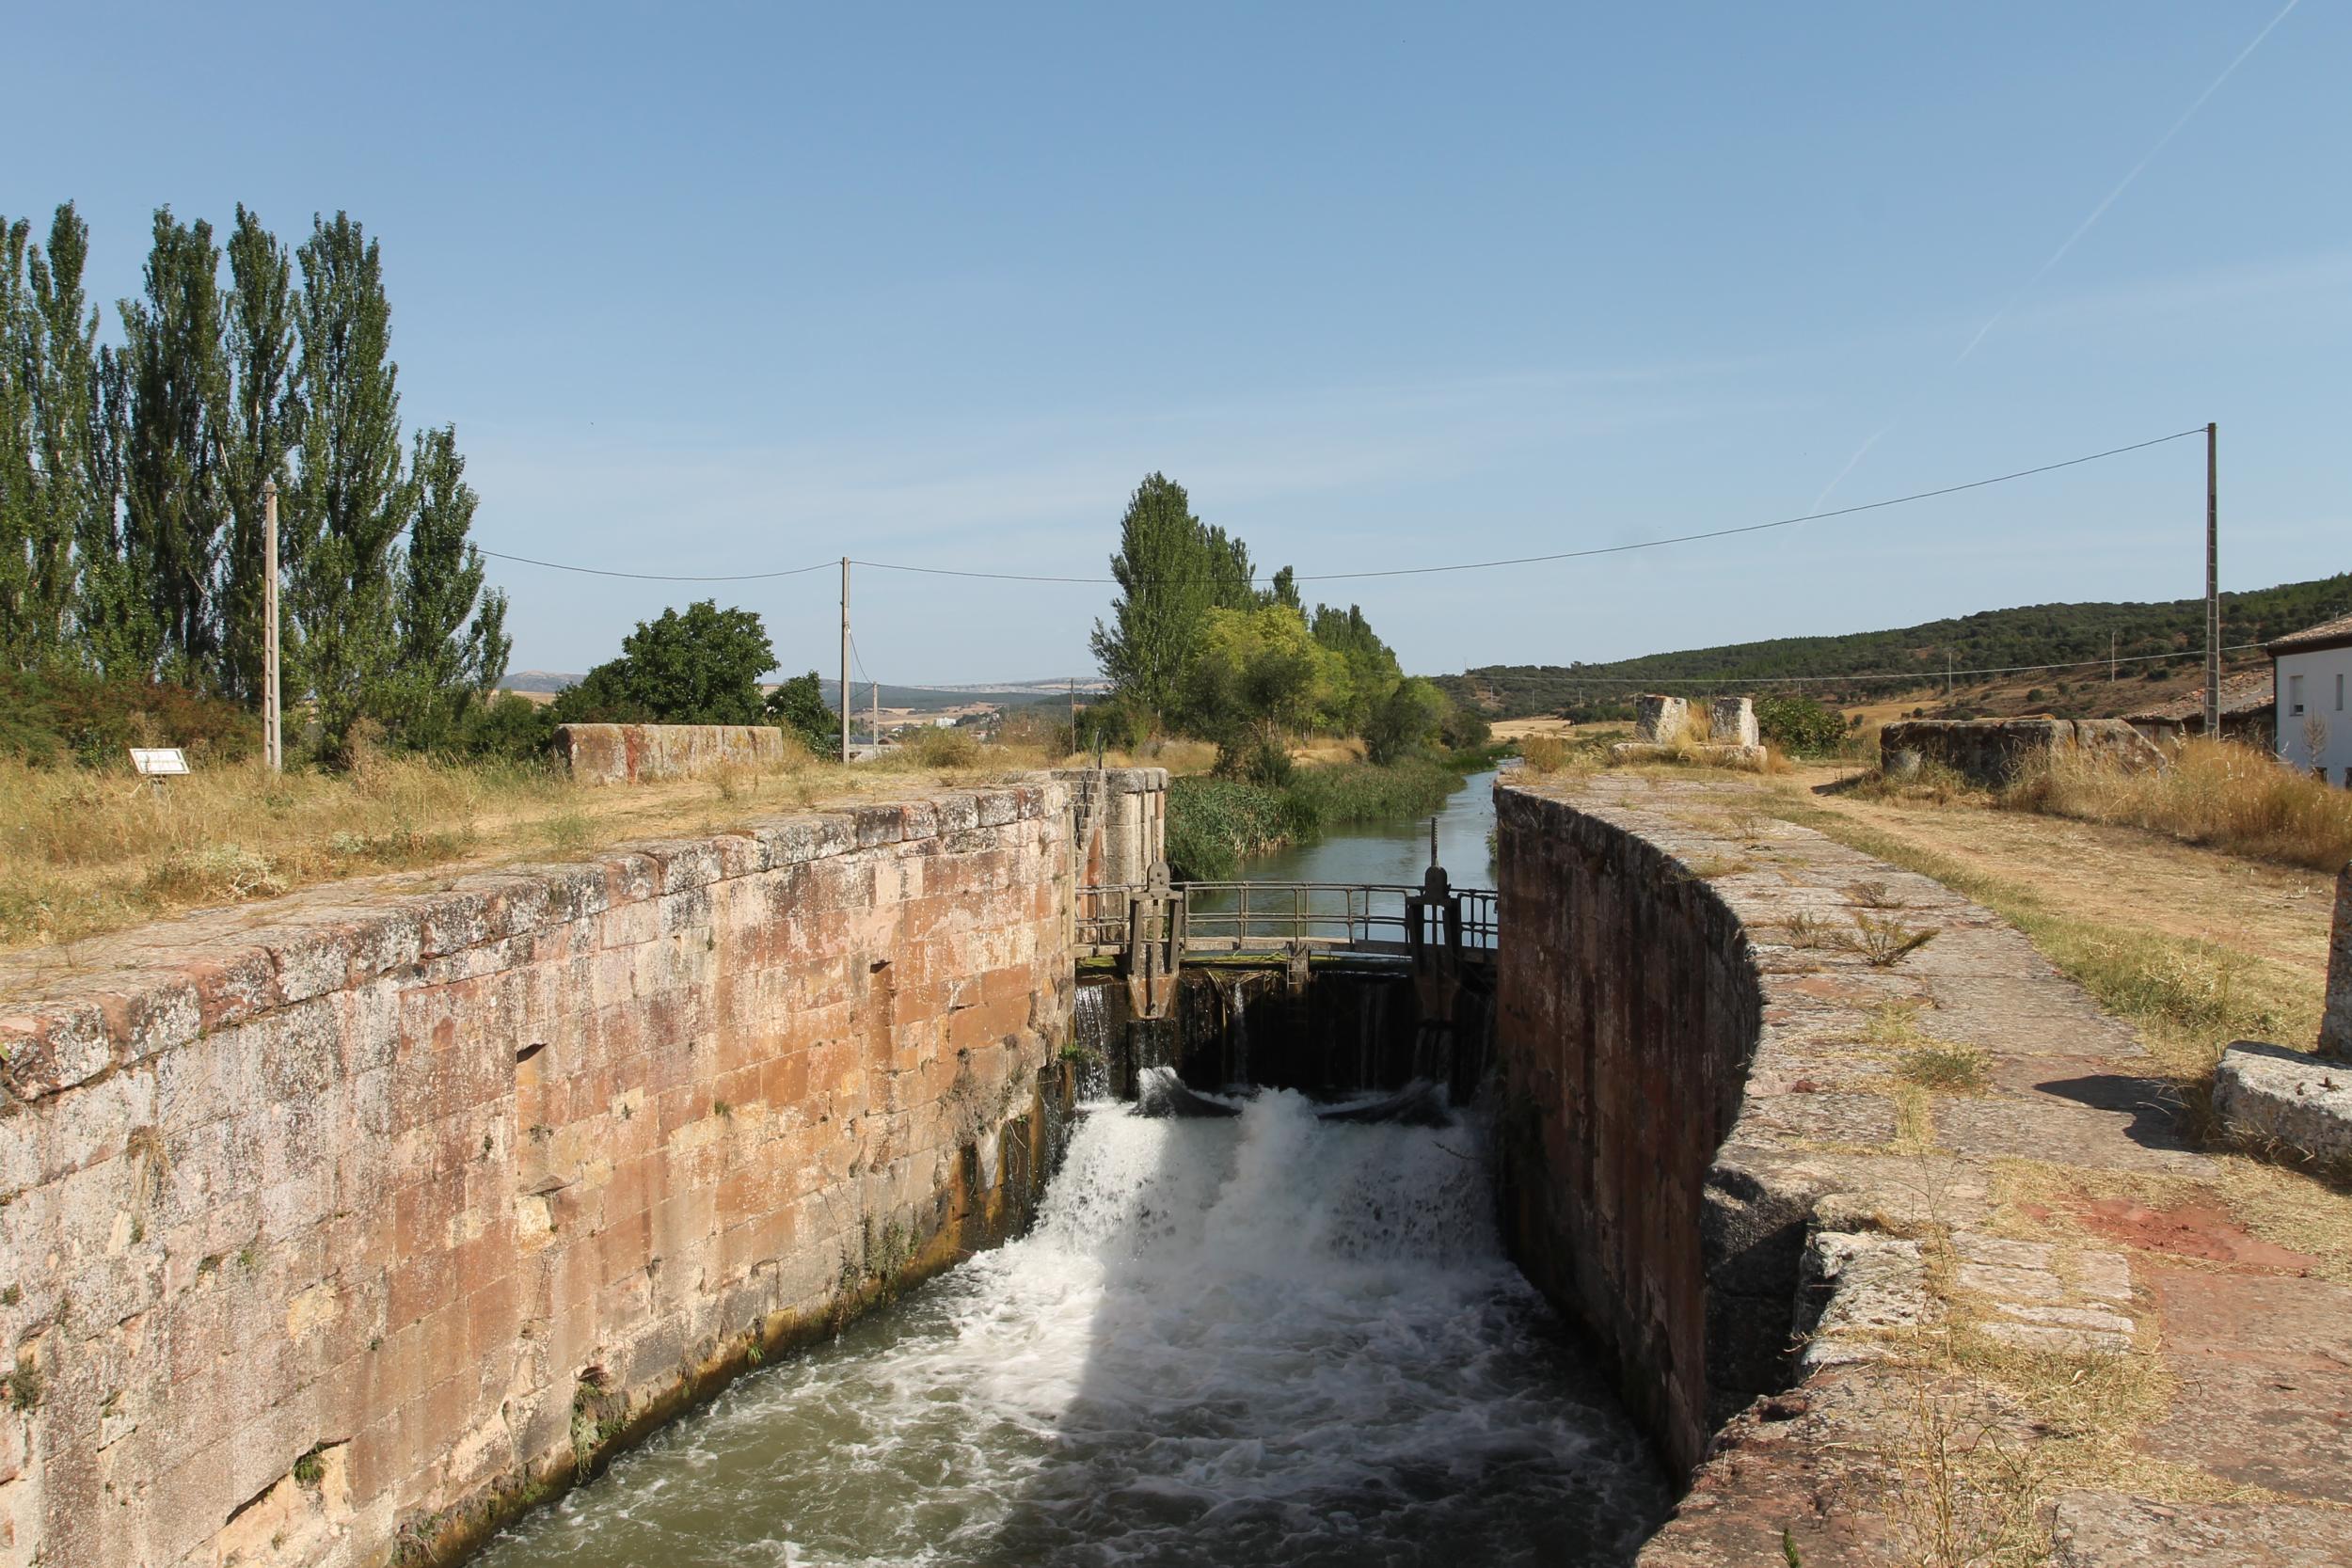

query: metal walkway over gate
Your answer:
[1075,863,1497,1020]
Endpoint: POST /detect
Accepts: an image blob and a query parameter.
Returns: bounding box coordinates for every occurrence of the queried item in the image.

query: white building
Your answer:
[2269,611,2352,784]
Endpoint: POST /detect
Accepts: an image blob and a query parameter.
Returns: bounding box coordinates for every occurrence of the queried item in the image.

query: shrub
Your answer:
[447,692,557,763]
[901,727,980,768]
[0,669,258,768]
[1074,695,1144,756]
[1215,736,1295,788]
[1755,694,1849,756]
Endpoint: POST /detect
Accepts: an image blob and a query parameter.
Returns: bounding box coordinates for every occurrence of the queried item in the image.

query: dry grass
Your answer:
[1083,737,1218,776]
[2002,736,2352,873]
[1517,734,1567,774]
[0,740,1061,956]
[1781,909,1938,966]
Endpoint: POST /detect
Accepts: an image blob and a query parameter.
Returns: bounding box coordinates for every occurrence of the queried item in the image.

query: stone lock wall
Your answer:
[552,722,798,786]
[1880,717,2165,788]
[1055,768,1168,891]
[0,784,1074,1568]
[1491,782,1765,1476]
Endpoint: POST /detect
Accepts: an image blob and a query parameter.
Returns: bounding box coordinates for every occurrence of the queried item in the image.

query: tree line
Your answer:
[0,202,509,760]
[1089,472,1485,778]
[1438,571,2352,721]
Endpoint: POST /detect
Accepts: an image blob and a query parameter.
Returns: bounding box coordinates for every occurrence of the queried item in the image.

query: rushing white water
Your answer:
[474,1083,1666,1567]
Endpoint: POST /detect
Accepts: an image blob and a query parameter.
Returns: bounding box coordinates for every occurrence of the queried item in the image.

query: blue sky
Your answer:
[12,2,2347,683]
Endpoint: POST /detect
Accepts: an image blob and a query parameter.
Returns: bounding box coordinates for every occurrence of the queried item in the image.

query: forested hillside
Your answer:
[1438,573,2352,720]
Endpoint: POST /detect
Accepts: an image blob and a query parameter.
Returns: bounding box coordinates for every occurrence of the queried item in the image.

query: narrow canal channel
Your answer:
[471,769,1670,1567]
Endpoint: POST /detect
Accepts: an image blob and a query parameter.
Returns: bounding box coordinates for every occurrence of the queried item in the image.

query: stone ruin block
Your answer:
[1634,694,1689,744]
[1708,696,1759,749]
[1878,718,2165,790]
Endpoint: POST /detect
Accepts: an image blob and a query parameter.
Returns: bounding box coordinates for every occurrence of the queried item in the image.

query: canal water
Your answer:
[472,768,1670,1567]
[1232,767,1502,889]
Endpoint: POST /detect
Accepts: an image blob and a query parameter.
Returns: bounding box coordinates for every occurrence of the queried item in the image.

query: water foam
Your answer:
[474,1090,1666,1568]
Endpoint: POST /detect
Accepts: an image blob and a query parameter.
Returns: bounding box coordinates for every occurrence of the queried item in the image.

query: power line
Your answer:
[475,549,835,582]
[851,427,2205,584]
[477,426,2203,587]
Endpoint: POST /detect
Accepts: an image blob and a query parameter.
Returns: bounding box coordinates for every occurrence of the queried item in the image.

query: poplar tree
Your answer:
[0,217,35,657]
[288,213,406,756]
[25,205,116,663]
[384,425,509,746]
[120,208,230,679]
[1089,472,1259,726]
[72,344,142,679]
[217,206,302,703]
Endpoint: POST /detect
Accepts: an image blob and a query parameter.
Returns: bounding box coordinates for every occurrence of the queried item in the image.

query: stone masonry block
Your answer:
[2323,863,2352,1060]
[1708,696,1759,749]
[1634,694,1690,744]
[2214,1040,2352,1159]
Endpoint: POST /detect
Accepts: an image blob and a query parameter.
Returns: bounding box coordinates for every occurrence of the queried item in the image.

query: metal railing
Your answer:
[1076,879,1497,957]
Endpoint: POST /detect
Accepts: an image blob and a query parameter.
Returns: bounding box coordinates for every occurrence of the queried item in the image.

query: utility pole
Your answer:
[839,558,850,765]
[1946,649,1952,703]
[871,679,880,750]
[2109,631,2117,685]
[2204,421,2220,737]
[1068,676,1077,752]
[262,479,281,773]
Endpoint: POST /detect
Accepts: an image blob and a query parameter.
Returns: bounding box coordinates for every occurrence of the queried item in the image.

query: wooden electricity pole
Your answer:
[2204,421,2220,736]
[871,679,880,749]
[839,558,851,764]
[262,479,282,773]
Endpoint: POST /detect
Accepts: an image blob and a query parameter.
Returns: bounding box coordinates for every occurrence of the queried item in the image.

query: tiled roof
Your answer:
[2267,611,2352,655]
[2124,672,2273,724]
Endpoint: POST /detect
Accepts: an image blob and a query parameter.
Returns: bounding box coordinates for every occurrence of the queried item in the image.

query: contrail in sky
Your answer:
[1810,0,2304,511]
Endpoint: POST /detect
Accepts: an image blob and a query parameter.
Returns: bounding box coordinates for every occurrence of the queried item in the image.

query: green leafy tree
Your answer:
[1182,604,1343,752]
[1089,472,1255,726]
[216,206,303,704]
[1755,694,1849,755]
[552,600,776,725]
[1310,602,1404,735]
[381,426,509,748]
[1268,564,1302,612]
[763,670,839,753]
[1362,675,1449,764]
[120,207,230,679]
[288,213,408,756]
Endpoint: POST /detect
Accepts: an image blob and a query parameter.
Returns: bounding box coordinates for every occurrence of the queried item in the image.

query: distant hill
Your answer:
[500,670,580,694]
[1438,572,2352,721]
